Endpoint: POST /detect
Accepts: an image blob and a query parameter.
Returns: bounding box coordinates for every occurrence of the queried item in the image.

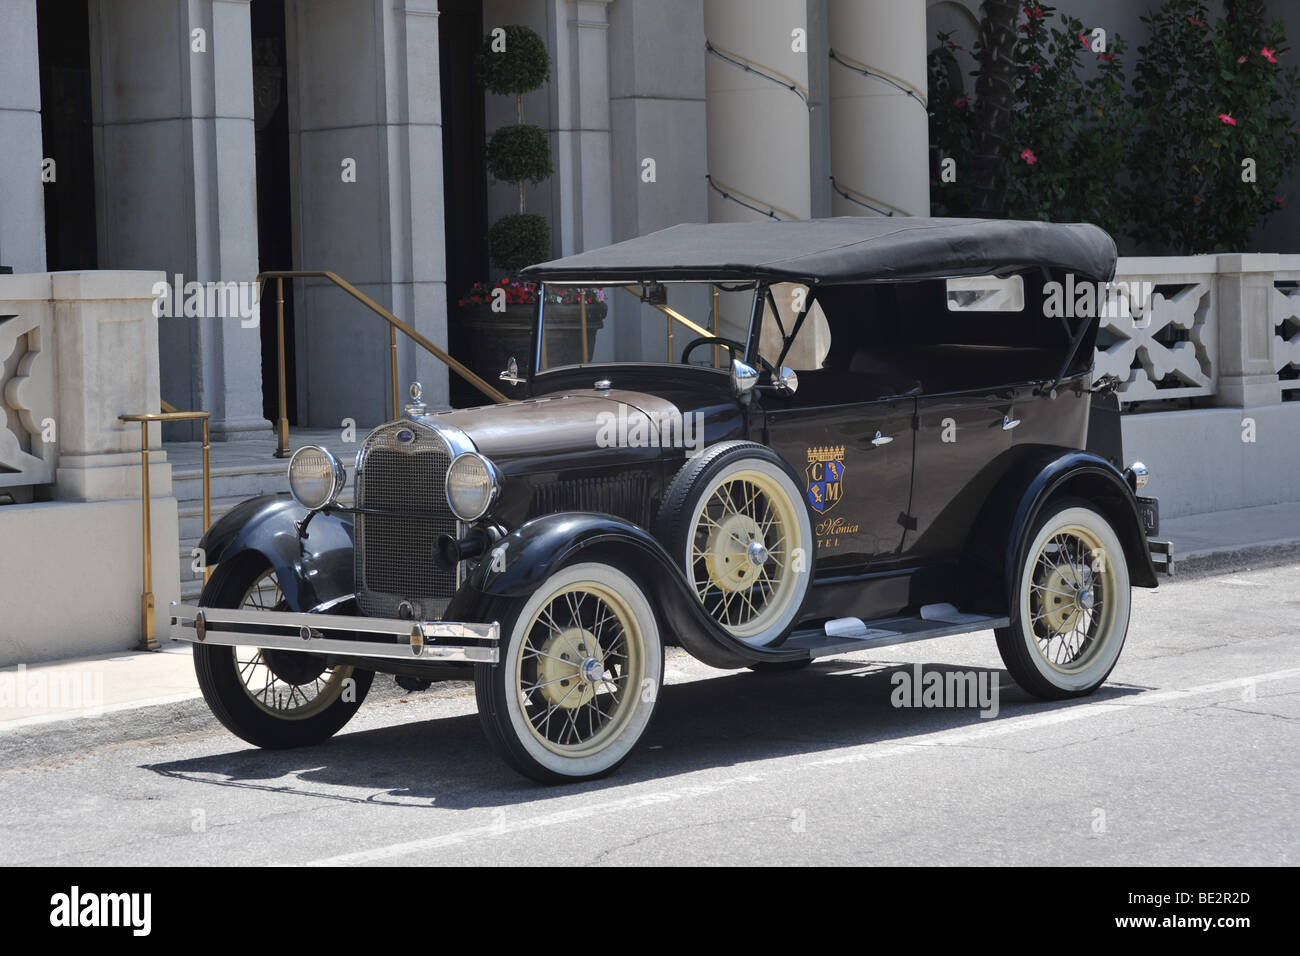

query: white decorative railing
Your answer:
[1096,254,1300,407]
[1274,276,1300,394]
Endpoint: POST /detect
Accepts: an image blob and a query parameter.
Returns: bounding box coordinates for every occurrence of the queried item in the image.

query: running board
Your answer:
[781,609,1010,660]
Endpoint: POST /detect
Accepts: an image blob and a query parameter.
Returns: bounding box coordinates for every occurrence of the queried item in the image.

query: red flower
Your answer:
[1020,148,1038,165]
[953,95,968,108]
[1097,53,1116,63]
[1275,194,1288,207]
[945,39,964,51]
[1026,6,1044,19]
[1218,113,1237,126]
[1186,16,1206,27]
[1238,55,1248,63]
[1262,47,1278,63]
[1078,30,1089,48]
[1028,63,1041,74]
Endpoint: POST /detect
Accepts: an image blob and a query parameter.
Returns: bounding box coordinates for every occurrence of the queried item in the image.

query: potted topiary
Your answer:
[453,24,605,398]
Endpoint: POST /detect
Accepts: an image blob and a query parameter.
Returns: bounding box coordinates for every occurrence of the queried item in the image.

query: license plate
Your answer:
[1136,496,1159,537]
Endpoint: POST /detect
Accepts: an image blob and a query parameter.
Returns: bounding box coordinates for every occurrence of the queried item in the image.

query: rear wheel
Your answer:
[995,500,1131,699]
[192,553,373,749]
[475,562,663,783]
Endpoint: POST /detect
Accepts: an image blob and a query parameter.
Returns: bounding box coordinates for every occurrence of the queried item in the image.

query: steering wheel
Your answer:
[680,336,779,377]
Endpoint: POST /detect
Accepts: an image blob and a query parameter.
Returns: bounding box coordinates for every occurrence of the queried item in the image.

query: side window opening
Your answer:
[758,282,830,371]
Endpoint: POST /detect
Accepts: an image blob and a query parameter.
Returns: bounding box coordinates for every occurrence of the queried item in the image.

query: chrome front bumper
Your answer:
[168,602,499,663]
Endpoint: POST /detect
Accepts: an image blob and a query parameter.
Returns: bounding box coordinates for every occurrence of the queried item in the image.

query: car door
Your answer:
[902,387,1018,560]
[763,396,916,574]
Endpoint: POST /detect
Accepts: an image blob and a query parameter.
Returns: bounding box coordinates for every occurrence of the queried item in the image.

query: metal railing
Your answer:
[256,271,509,458]
[119,410,211,651]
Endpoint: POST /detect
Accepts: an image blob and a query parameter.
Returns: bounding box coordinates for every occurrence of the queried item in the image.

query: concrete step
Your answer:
[172,457,358,504]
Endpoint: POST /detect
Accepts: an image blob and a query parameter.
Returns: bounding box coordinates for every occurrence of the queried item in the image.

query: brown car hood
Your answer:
[420,389,683,465]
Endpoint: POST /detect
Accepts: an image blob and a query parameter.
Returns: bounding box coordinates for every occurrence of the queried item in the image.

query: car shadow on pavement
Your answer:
[142,660,1149,809]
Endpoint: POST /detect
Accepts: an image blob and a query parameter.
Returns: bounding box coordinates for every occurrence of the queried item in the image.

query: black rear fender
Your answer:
[963,447,1159,614]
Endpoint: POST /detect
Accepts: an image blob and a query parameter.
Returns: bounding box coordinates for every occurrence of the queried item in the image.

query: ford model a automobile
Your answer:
[171,217,1172,783]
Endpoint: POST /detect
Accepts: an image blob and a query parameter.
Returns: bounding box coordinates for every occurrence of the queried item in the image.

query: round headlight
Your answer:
[445,452,499,521]
[288,445,345,511]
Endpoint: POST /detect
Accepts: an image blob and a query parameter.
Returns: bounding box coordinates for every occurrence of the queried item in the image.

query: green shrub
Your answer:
[488,213,551,274]
[486,124,553,185]
[928,1,1299,254]
[477,24,550,97]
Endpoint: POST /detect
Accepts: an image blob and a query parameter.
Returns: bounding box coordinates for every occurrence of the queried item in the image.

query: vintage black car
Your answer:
[172,217,1172,783]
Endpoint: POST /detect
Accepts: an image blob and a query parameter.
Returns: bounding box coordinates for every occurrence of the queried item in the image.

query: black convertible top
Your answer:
[521,217,1117,285]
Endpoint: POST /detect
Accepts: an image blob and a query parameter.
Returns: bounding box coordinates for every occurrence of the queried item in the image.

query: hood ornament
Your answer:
[404,381,427,418]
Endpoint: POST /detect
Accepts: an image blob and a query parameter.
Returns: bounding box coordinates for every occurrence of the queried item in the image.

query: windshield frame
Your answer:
[532,279,765,378]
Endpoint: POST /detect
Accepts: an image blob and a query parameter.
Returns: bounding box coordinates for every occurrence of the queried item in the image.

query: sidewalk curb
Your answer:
[1167,539,1300,577]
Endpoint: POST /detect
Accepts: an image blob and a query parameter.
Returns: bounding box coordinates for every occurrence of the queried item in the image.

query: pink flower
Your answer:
[953,95,968,108]
[1262,47,1277,63]
[1078,30,1090,49]
[1028,63,1041,73]
[1218,113,1237,126]
[1187,16,1206,27]
[1276,194,1288,207]
[1238,55,1248,63]
[1020,148,1038,165]
[1098,52,1116,63]
[1025,5,1044,19]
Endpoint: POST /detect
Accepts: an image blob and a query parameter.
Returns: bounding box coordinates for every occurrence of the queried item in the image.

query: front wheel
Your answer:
[193,553,373,749]
[995,499,1131,699]
[475,562,664,783]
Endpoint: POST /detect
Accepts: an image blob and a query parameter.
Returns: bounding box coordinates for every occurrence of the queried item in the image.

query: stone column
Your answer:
[827,0,930,217]
[547,0,613,257]
[0,0,46,273]
[89,0,265,441]
[286,0,448,423]
[704,0,812,223]
[607,0,708,361]
[1216,254,1283,407]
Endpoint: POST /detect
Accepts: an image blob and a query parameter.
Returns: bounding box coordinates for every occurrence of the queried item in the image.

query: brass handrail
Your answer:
[256,271,510,458]
[119,411,211,652]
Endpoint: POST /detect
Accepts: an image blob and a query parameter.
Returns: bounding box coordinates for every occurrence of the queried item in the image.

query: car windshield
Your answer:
[536,281,759,371]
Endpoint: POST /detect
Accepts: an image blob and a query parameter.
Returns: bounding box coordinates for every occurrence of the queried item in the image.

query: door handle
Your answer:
[1001,415,1021,431]
[871,430,893,446]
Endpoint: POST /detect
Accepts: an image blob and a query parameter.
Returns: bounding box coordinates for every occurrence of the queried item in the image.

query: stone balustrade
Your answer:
[1098,254,1300,407]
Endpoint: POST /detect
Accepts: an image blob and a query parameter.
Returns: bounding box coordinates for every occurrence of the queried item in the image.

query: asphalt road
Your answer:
[1,559,1296,866]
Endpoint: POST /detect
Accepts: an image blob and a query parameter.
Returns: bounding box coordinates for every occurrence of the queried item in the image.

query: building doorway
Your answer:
[441,0,490,408]
[37,0,97,271]
[252,0,298,425]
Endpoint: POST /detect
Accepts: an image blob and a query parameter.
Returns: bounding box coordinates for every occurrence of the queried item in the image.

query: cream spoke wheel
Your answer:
[1027,526,1115,674]
[480,562,663,782]
[516,579,643,757]
[997,501,1132,700]
[230,568,355,721]
[193,555,373,750]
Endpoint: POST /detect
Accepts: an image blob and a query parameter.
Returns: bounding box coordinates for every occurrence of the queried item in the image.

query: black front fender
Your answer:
[449,512,804,670]
[199,495,357,612]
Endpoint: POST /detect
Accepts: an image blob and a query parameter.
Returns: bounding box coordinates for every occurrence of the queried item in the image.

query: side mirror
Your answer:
[775,366,799,395]
[730,358,759,399]
[499,356,524,386]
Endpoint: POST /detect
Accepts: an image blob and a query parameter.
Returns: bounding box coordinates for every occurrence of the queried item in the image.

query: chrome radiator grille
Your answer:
[354,421,458,620]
